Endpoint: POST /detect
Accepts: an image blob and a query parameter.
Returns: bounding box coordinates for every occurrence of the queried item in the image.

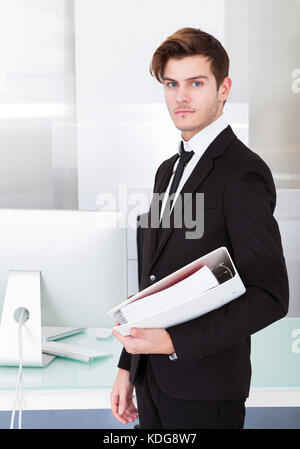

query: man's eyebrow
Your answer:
[162,75,209,82]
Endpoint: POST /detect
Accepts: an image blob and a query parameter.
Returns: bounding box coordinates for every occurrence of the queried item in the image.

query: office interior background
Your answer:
[0,0,299,429]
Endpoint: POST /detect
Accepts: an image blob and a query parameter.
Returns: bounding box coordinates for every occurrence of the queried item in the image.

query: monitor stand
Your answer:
[0,271,54,367]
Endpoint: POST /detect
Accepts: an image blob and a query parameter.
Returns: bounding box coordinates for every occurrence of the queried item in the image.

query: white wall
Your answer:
[0,0,77,209]
[249,0,300,316]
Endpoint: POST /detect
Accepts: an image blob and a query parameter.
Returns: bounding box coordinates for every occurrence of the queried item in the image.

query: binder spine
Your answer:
[113,309,128,325]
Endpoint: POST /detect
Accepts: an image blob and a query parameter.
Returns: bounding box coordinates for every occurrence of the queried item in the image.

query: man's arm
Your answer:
[167,156,289,360]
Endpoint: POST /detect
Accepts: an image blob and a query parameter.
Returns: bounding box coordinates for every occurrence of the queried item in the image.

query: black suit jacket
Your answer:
[118,125,289,400]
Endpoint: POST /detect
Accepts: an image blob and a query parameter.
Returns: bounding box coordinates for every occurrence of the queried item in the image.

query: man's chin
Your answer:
[172,116,201,130]
[174,123,202,132]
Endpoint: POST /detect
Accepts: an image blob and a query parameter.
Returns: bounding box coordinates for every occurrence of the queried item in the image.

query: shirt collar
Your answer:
[178,114,229,157]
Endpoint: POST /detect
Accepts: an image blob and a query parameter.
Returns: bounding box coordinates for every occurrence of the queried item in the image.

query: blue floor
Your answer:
[1,408,300,429]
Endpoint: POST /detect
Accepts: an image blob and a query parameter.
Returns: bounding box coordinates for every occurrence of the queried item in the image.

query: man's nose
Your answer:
[176,87,190,104]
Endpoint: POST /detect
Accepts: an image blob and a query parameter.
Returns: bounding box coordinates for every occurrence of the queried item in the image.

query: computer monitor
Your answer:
[0,209,127,366]
[0,209,127,328]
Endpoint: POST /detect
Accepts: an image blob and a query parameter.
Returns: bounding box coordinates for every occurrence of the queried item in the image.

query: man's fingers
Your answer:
[128,404,138,415]
[110,391,122,419]
[110,371,138,425]
[111,405,128,424]
[125,394,138,421]
[113,330,135,349]
[113,412,129,424]
[111,396,118,414]
[111,400,130,424]
[118,396,126,415]
[111,398,138,424]
[126,405,138,419]
[110,388,131,424]
[128,396,138,414]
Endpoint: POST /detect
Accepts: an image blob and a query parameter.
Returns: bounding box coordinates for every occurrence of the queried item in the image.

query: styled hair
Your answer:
[150,27,229,90]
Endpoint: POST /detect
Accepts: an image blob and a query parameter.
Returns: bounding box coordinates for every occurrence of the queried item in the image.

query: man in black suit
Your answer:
[110,28,289,429]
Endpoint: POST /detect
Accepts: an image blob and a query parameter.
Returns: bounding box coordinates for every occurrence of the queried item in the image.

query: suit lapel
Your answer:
[149,125,237,270]
[155,155,179,198]
[145,154,179,265]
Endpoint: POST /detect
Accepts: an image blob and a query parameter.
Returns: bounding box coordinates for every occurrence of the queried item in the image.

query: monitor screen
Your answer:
[0,209,127,328]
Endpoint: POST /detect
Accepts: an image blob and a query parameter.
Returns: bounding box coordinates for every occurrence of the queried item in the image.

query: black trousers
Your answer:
[134,356,246,429]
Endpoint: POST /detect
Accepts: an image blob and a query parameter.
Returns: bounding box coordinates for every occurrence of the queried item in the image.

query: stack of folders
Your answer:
[108,247,246,336]
[115,266,219,325]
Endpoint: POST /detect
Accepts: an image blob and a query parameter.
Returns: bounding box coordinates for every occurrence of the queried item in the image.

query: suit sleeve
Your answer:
[117,346,131,371]
[167,156,289,360]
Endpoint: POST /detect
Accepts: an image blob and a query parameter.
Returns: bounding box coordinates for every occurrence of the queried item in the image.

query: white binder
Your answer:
[108,247,246,336]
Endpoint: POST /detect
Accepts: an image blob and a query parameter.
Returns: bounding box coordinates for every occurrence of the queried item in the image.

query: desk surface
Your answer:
[0,329,122,391]
[1,322,300,410]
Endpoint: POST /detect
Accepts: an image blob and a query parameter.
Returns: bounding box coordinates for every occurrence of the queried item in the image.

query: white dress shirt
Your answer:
[160,114,229,221]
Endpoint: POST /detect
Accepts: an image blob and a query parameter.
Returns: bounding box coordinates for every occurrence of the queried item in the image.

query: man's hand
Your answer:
[112,327,175,355]
[110,368,138,424]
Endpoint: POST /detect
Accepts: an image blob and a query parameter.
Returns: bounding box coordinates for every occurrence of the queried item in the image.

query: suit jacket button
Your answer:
[149,274,157,283]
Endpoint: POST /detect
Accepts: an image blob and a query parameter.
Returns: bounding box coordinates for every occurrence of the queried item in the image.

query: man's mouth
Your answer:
[175,110,195,114]
[175,111,195,114]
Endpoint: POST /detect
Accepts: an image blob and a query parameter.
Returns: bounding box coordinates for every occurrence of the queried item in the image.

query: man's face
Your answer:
[163,55,231,140]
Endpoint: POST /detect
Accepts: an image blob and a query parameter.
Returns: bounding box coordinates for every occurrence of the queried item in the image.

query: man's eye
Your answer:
[166,81,203,87]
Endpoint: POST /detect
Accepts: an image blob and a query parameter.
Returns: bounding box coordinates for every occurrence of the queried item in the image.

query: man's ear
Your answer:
[218,76,232,103]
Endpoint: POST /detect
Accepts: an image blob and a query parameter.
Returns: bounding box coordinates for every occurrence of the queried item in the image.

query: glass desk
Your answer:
[0,329,124,411]
[1,320,300,410]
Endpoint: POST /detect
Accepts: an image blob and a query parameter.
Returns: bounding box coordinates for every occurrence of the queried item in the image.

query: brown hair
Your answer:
[150,27,229,90]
